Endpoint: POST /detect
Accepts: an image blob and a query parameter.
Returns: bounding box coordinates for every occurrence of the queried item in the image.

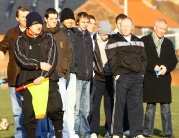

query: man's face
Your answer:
[78,17,89,30]
[100,35,109,41]
[120,19,133,37]
[62,18,74,28]
[154,22,167,38]
[29,24,42,36]
[116,19,122,30]
[16,10,30,28]
[87,18,96,33]
[45,13,58,28]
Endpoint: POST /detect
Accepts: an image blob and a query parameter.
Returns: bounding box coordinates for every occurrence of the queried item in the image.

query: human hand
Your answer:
[0,51,5,60]
[154,65,160,72]
[40,62,52,71]
[33,76,45,85]
[159,65,167,75]
[176,49,179,57]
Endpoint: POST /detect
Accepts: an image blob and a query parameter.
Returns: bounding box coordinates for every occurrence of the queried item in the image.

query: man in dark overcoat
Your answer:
[142,19,178,138]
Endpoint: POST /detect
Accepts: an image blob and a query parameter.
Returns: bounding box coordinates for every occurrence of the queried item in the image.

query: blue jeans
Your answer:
[143,103,173,136]
[36,116,55,138]
[9,87,26,138]
[75,79,91,138]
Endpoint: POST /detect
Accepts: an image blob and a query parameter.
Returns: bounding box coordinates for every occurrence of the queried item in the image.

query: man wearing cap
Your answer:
[14,12,63,138]
[59,8,79,138]
[89,21,114,138]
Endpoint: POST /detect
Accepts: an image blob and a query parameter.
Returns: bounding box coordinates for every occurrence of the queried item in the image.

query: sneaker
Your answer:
[91,133,97,138]
[134,135,145,138]
[104,131,112,138]
[105,131,110,137]
[163,134,175,138]
[143,134,152,137]
[123,130,130,136]
[113,136,120,138]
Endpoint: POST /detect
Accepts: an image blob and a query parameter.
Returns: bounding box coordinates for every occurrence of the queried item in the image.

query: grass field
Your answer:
[0,87,179,138]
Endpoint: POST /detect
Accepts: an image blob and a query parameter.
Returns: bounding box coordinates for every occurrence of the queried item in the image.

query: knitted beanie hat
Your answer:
[98,21,112,35]
[26,12,43,28]
[60,8,75,23]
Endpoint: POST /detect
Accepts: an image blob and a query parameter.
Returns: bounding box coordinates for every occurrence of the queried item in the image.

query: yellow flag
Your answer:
[27,79,49,119]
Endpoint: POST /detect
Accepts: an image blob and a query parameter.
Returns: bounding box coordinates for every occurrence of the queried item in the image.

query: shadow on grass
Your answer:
[4,137,14,138]
[98,126,107,136]
[98,126,164,137]
[153,128,163,137]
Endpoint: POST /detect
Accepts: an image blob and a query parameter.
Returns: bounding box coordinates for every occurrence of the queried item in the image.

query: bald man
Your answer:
[142,19,177,138]
[105,17,147,138]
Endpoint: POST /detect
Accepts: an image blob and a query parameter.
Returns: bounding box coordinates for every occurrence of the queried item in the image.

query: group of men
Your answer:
[0,5,178,138]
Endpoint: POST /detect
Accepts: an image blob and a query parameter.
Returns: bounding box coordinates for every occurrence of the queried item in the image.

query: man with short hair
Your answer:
[105,17,147,138]
[14,12,63,138]
[0,6,30,138]
[142,19,177,138]
[73,12,93,138]
[43,8,72,138]
[112,13,127,34]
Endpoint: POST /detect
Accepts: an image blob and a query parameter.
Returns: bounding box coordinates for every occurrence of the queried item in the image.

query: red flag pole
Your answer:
[15,78,49,92]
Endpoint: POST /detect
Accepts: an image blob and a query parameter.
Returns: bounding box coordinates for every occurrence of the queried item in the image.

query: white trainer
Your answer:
[91,133,97,138]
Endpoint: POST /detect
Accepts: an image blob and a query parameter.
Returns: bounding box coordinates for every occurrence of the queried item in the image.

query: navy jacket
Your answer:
[73,28,93,81]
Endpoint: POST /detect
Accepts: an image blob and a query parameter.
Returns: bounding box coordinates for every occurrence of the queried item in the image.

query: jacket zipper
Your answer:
[83,35,88,80]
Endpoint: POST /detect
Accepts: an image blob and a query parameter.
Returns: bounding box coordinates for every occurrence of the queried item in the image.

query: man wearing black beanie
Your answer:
[14,12,64,138]
[59,8,79,138]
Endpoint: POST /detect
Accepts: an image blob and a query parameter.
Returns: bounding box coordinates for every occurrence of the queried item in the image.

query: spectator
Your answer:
[105,17,147,138]
[59,7,78,138]
[89,21,113,138]
[0,6,30,138]
[73,12,93,138]
[42,8,72,138]
[142,19,178,138]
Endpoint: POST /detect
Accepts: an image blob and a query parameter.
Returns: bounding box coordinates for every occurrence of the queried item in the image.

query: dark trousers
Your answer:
[88,78,95,122]
[90,75,113,135]
[20,80,64,138]
[143,103,173,136]
[111,73,144,137]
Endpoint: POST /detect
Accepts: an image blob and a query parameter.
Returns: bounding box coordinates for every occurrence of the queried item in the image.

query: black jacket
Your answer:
[14,30,59,86]
[142,33,178,103]
[93,34,105,82]
[73,28,93,81]
[59,23,76,73]
[105,32,147,76]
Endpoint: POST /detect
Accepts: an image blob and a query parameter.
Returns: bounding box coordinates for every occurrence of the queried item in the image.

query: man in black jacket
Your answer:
[105,17,147,138]
[142,19,177,138]
[14,12,63,138]
[73,12,93,138]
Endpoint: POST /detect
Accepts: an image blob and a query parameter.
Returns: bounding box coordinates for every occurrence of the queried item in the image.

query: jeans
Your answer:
[9,87,26,138]
[66,73,78,138]
[75,79,91,138]
[58,77,68,138]
[36,116,55,138]
[143,103,173,136]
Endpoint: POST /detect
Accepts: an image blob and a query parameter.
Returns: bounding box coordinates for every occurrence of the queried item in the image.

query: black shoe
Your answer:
[143,134,152,137]
[163,134,175,138]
